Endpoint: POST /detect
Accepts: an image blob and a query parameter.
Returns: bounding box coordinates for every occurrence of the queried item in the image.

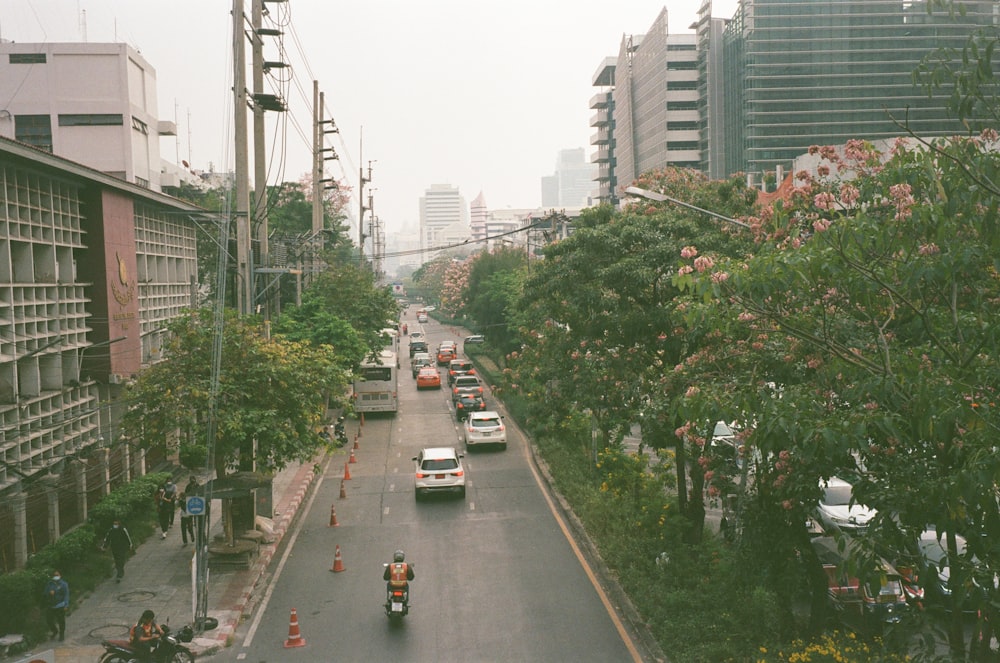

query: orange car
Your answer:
[436,347,456,365]
[416,366,441,389]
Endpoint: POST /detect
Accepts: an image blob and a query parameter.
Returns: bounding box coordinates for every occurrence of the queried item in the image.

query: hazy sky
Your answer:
[2,1,738,233]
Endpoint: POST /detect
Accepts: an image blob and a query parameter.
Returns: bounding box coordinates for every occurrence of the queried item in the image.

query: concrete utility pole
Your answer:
[252,0,268,317]
[233,0,252,315]
[358,146,370,262]
[312,81,323,235]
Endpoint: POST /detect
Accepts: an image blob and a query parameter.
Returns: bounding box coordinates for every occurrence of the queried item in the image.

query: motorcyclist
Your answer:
[129,609,163,661]
[383,549,414,595]
[334,416,347,446]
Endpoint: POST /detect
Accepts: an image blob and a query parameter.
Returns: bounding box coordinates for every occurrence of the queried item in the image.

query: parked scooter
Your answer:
[99,622,194,663]
[334,416,348,447]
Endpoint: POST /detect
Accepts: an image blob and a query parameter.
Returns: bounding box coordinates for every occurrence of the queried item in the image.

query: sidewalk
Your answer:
[8,458,320,663]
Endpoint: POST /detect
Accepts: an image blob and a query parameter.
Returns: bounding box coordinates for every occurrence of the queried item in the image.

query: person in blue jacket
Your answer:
[42,570,69,641]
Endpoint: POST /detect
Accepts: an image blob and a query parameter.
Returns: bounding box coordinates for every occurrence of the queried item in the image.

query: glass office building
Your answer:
[721,0,999,177]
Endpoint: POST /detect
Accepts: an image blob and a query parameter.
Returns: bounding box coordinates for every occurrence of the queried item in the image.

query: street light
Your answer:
[624,186,750,229]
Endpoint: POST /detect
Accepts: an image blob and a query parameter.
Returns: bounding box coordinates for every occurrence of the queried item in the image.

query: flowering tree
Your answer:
[681,134,1000,656]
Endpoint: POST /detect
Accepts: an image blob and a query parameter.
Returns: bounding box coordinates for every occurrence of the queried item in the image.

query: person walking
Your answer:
[154,482,173,539]
[162,479,178,527]
[178,476,198,546]
[42,570,69,641]
[100,519,134,582]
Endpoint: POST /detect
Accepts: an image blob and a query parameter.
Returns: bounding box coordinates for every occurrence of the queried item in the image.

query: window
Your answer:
[14,115,52,152]
[9,53,46,64]
[666,101,698,111]
[58,114,124,126]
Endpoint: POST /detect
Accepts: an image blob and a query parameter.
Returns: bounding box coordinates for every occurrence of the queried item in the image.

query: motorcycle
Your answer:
[383,564,410,621]
[99,622,194,663]
[334,417,348,447]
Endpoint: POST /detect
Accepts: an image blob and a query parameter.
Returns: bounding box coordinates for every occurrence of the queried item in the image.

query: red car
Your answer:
[436,348,456,365]
[416,366,441,389]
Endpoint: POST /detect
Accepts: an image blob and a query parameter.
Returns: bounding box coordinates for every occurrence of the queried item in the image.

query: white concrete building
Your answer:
[419,184,468,263]
[0,41,175,191]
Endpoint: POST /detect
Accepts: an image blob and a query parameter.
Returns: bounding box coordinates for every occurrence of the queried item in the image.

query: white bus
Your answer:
[353,350,399,414]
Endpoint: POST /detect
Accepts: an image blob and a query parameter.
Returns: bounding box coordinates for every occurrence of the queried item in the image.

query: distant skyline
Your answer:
[1,1,738,233]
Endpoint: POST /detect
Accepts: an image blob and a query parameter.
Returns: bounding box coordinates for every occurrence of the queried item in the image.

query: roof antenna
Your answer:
[80,8,88,42]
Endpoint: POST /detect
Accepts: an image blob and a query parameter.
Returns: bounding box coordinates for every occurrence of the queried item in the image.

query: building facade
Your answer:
[721,0,997,178]
[608,9,700,195]
[0,136,201,572]
[419,184,468,263]
[0,41,175,192]
[590,57,617,204]
[540,148,597,208]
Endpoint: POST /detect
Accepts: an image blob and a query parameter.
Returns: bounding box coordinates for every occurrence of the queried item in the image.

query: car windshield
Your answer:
[823,484,853,506]
[472,417,501,428]
[422,458,458,471]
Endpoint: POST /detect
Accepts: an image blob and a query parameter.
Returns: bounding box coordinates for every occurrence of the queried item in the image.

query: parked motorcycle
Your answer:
[99,622,194,663]
[334,417,348,447]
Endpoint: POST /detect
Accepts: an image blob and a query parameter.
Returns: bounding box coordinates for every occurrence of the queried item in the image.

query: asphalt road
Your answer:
[208,319,642,663]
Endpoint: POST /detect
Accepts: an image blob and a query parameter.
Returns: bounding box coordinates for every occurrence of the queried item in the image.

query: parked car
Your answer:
[411,352,433,378]
[812,536,908,628]
[815,477,876,535]
[408,340,428,357]
[894,528,978,612]
[464,411,506,450]
[451,375,484,402]
[413,447,465,500]
[454,393,486,421]
[447,359,476,384]
[415,366,441,390]
[464,334,485,345]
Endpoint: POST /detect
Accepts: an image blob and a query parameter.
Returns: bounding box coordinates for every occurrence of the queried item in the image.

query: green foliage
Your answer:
[87,472,169,532]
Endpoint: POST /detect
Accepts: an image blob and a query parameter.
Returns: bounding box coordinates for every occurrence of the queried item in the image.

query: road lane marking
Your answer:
[240,452,334,648]
[527,449,643,663]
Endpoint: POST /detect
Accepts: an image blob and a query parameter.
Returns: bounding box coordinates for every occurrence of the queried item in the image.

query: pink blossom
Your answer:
[710,271,729,283]
[778,450,791,461]
[838,183,860,205]
[817,164,830,177]
[680,246,699,259]
[982,128,999,143]
[782,500,794,511]
[813,192,836,210]
[685,386,700,398]
[812,218,831,233]
[738,312,756,322]
[678,265,694,275]
[657,332,667,340]
[918,243,940,256]
[693,255,714,273]
[704,471,714,482]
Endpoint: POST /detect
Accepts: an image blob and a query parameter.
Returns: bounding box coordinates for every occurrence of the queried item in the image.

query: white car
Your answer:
[413,447,466,500]
[815,477,876,535]
[464,411,506,450]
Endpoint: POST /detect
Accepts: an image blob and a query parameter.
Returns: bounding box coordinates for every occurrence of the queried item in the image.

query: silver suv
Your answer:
[451,375,483,402]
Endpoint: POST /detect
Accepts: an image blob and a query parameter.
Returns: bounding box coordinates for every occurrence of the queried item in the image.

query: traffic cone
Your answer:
[353,435,360,450]
[339,479,347,499]
[283,608,306,648]
[328,505,339,527]
[349,448,357,464]
[331,545,346,572]
[343,462,352,481]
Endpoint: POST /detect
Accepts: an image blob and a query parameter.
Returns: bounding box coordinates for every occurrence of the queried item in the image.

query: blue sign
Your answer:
[186,495,206,516]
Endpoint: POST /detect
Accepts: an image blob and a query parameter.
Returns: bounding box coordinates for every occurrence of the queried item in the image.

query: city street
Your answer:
[209,318,643,662]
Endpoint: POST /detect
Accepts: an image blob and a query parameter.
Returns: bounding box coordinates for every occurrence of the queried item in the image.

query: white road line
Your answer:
[240,453,334,648]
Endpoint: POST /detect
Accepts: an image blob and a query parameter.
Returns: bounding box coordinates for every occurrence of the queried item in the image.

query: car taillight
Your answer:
[415,472,428,478]
[454,470,464,476]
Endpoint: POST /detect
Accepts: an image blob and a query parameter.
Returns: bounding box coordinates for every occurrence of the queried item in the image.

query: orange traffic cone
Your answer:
[331,545,346,572]
[353,435,360,450]
[343,462,352,481]
[328,505,339,527]
[339,479,347,499]
[349,448,357,464]
[283,608,306,648]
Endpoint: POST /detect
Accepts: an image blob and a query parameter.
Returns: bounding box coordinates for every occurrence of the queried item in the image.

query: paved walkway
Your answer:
[7,457,321,663]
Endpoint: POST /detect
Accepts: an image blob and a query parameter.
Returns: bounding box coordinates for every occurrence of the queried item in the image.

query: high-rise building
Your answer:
[720,0,996,178]
[470,191,488,243]
[590,57,617,204]
[0,42,176,191]
[419,184,468,263]
[611,9,699,194]
[541,148,597,208]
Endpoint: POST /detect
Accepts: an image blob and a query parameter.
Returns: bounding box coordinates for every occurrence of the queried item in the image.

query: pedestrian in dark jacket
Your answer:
[179,476,199,546]
[101,519,134,582]
[42,570,69,641]
[162,479,178,527]
[154,482,173,539]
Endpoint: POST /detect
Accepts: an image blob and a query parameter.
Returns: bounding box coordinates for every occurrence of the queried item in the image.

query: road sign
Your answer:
[186,495,206,516]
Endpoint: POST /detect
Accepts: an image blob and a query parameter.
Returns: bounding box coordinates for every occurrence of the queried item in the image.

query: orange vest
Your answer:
[388,562,409,587]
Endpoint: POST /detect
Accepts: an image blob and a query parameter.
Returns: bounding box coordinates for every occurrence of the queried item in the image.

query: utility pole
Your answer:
[358,149,372,263]
[251,0,268,318]
[233,0,252,316]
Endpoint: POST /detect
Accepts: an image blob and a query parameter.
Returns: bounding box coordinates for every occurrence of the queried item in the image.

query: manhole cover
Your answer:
[88,623,130,640]
[117,590,156,603]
